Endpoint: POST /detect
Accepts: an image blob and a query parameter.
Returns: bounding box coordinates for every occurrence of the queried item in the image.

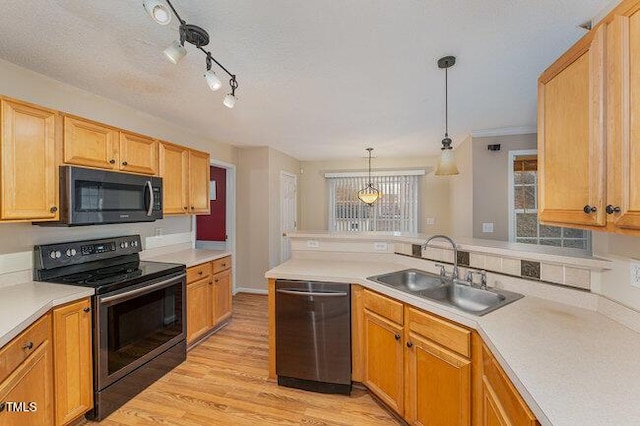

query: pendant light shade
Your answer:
[357,148,381,206]
[434,56,460,176]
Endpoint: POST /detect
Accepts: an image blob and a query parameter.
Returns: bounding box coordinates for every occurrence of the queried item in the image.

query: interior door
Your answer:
[280,172,297,263]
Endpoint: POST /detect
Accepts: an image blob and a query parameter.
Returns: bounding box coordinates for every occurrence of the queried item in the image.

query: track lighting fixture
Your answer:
[143,0,172,25]
[435,56,460,176]
[144,0,239,107]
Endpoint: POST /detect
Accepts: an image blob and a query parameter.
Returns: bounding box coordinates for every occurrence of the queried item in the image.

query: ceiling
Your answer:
[0,0,612,160]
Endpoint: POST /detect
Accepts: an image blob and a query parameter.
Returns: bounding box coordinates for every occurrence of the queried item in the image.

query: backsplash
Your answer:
[407,243,590,290]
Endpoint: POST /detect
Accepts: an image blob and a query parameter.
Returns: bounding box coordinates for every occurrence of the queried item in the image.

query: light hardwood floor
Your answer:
[90,293,400,425]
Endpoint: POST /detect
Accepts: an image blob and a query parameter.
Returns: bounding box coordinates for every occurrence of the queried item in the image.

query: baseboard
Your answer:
[235,287,268,295]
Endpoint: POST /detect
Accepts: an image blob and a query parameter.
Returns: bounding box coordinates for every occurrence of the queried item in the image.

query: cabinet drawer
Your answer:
[407,307,470,358]
[0,313,51,383]
[212,256,231,274]
[187,262,212,284]
[482,345,537,425]
[363,290,403,325]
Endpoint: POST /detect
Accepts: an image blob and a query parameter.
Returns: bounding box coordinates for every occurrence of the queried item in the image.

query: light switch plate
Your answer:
[425,217,436,225]
[630,261,640,289]
[307,240,320,248]
[482,223,494,233]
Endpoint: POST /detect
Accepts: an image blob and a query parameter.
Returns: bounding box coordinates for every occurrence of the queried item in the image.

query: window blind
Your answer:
[327,175,419,233]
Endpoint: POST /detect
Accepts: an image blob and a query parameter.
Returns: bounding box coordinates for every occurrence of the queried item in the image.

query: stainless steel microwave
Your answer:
[48,166,163,226]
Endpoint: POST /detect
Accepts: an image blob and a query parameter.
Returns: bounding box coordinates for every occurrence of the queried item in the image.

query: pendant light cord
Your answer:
[445,66,448,138]
[368,149,373,186]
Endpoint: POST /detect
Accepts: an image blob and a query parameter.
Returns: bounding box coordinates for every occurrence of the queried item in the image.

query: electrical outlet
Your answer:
[307,240,319,248]
[631,261,640,289]
[154,228,163,237]
[374,242,388,251]
[425,218,436,225]
[482,223,494,233]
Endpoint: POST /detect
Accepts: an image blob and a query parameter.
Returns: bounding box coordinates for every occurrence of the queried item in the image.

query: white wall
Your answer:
[0,59,237,256]
[298,156,451,234]
[450,135,473,238]
[593,232,640,311]
[236,147,300,291]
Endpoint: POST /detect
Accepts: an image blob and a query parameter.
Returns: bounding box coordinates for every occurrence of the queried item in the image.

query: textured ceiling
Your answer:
[0,0,612,160]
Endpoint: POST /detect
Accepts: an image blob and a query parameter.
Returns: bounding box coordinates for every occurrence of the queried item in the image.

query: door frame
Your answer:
[193,158,237,294]
[280,171,298,264]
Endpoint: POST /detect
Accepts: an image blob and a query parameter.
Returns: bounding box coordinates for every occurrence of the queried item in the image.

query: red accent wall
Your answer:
[196,166,226,241]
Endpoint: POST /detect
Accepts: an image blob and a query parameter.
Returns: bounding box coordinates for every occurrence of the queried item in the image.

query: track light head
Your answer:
[204,70,222,91]
[143,0,172,25]
[223,93,237,109]
[163,40,187,64]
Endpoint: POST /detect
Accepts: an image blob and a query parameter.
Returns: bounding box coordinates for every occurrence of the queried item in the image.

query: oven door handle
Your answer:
[100,274,185,304]
[145,181,154,217]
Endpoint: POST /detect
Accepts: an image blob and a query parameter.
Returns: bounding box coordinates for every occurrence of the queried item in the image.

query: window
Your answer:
[327,174,420,232]
[509,151,590,250]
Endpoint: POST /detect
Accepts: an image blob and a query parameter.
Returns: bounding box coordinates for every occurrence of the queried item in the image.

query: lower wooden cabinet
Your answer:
[363,309,404,414]
[186,256,233,347]
[52,299,93,426]
[481,345,539,426]
[353,287,537,426]
[405,332,471,425]
[0,314,54,426]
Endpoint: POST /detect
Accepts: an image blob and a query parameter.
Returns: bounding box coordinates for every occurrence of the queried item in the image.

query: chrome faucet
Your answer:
[423,235,459,280]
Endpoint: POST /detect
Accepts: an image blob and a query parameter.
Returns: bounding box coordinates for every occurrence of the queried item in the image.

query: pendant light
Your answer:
[435,56,460,176]
[357,148,381,206]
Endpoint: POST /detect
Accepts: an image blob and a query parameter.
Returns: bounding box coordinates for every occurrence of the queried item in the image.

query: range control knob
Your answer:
[70,248,77,256]
[66,249,72,257]
[49,251,57,259]
[55,251,62,259]
[120,242,129,249]
[131,240,138,248]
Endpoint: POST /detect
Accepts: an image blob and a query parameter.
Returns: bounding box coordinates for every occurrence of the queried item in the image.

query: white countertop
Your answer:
[0,282,94,348]
[145,249,231,268]
[266,258,640,426]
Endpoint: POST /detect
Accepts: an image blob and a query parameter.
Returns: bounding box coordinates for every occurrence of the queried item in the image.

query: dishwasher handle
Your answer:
[276,288,348,297]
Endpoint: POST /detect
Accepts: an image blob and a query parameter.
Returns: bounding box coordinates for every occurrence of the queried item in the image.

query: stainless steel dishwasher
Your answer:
[275,280,351,395]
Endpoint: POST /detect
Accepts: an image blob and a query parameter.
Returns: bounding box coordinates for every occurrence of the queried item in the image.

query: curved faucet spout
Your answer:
[422,235,459,280]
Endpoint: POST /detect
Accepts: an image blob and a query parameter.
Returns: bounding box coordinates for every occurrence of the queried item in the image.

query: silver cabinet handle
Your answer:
[276,289,348,297]
[146,181,154,216]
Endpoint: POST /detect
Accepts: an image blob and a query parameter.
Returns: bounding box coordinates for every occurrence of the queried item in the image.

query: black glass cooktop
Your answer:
[37,257,185,295]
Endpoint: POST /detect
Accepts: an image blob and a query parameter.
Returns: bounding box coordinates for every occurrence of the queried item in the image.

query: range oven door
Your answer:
[95,273,186,391]
[60,166,163,225]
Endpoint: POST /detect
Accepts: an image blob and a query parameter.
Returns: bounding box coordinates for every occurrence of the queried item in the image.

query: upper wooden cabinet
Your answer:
[159,142,189,215]
[538,26,606,228]
[159,143,210,216]
[63,116,118,170]
[539,0,640,234]
[63,116,158,176]
[189,149,211,215]
[119,131,158,175]
[606,5,640,230]
[0,98,59,222]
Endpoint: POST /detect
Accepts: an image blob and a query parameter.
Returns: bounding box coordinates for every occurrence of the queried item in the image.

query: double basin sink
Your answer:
[367,269,523,316]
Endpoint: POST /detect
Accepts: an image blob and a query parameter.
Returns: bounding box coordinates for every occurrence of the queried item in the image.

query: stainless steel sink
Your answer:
[367,269,523,316]
[368,269,445,292]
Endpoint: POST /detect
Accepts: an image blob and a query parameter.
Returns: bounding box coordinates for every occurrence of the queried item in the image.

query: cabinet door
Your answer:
[0,341,54,426]
[405,332,470,426]
[63,116,118,170]
[119,131,158,175]
[187,277,213,345]
[189,150,210,215]
[159,142,189,215]
[212,269,232,325]
[607,9,640,229]
[53,299,93,426]
[363,309,404,415]
[538,26,606,227]
[482,377,510,426]
[0,99,58,221]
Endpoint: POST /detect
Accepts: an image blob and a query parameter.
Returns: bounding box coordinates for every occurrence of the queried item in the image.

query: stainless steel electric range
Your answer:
[33,235,186,421]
